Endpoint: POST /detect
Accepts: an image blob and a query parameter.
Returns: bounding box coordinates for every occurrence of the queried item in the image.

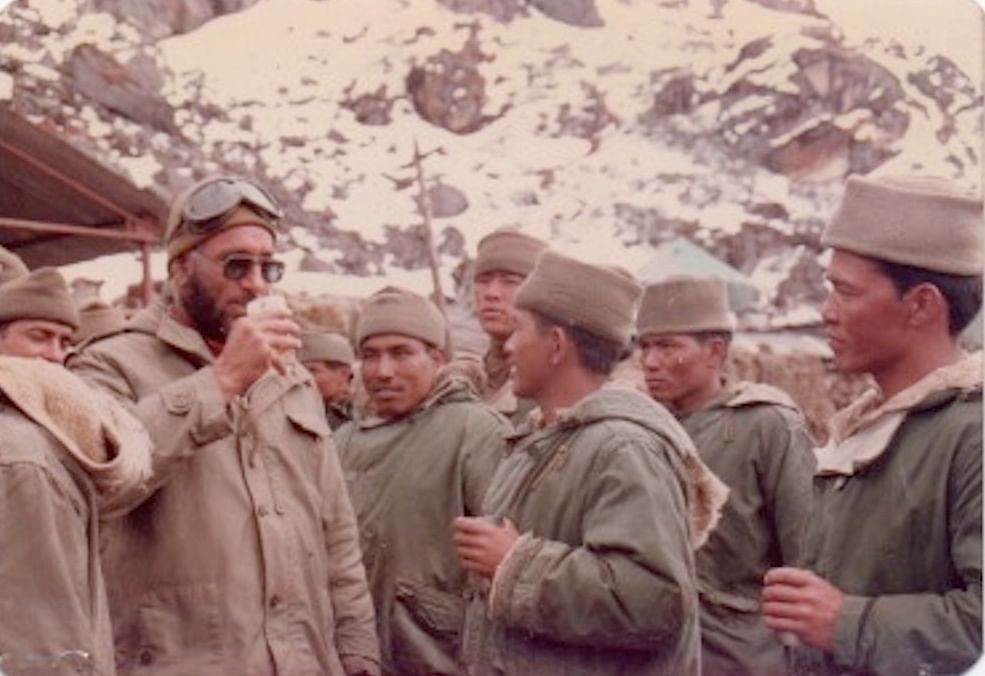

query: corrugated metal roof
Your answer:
[0,106,166,268]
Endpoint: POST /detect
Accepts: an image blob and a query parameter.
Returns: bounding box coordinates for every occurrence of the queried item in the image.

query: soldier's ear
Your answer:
[903,283,948,331]
[703,336,728,367]
[169,252,193,286]
[551,325,572,366]
[428,345,447,366]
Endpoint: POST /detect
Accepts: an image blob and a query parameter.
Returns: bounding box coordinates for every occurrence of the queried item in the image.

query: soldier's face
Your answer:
[639,333,721,414]
[172,225,275,341]
[305,360,352,404]
[474,270,526,342]
[0,319,74,364]
[504,308,554,399]
[360,334,444,418]
[822,250,910,377]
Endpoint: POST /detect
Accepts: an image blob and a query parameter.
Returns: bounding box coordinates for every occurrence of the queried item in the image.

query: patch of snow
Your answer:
[116,155,162,186]
[0,71,12,100]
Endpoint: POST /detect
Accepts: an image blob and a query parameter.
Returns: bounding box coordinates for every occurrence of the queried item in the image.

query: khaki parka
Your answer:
[677,381,815,676]
[335,374,508,675]
[0,403,115,676]
[791,356,982,675]
[461,385,706,676]
[0,356,152,676]
[69,301,380,676]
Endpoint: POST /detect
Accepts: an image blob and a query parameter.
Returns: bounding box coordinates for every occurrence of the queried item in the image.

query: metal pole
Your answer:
[140,240,153,306]
[0,216,158,243]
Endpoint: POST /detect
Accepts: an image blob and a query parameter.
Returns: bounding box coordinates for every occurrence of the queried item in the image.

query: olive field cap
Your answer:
[355,286,447,350]
[298,331,356,366]
[166,175,282,262]
[474,227,548,277]
[0,245,28,285]
[637,276,735,336]
[822,174,983,275]
[514,249,642,348]
[0,267,80,330]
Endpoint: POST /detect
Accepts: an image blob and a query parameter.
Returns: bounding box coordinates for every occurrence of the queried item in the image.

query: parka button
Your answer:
[257,505,269,517]
[269,594,281,608]
[138,650,154,665]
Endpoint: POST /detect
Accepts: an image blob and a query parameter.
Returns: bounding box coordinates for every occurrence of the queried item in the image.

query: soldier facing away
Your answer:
[762,174,983,675]
[637,275,815,676]
[453,249,728,676]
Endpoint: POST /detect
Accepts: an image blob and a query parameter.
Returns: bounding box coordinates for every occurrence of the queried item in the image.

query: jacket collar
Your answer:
[355,369,477,430]
[816,351,982,477]
[828,351,982,445]
[513,383,729,550]
[129,300,216,366]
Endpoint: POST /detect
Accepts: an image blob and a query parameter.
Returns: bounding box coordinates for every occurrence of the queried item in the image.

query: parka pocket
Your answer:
[285,402,332,442]
[390,581,464,675]
[115,583,224,673]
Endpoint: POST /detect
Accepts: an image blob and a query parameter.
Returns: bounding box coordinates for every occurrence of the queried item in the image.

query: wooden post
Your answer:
[411,139,446,315]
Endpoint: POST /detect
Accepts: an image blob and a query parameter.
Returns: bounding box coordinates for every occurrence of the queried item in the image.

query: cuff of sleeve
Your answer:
[341,654,381,676]
[159,367,234,445]
[832,594,875,669]
[489,533,549,627]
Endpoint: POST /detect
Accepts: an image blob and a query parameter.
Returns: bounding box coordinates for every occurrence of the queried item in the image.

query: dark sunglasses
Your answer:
[194,251,286,283]
[182,177,283,234]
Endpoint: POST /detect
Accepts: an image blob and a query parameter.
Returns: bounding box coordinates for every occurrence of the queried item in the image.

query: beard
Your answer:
[179,270,249,342]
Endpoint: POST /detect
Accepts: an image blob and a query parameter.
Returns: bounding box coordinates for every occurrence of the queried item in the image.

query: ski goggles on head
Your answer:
[180,177,283,234]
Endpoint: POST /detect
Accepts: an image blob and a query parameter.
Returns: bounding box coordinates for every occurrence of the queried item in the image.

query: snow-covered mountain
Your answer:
[2,0,982,326]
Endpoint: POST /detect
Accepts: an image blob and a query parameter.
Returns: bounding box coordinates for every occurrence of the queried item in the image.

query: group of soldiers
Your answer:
[0,170,980,676]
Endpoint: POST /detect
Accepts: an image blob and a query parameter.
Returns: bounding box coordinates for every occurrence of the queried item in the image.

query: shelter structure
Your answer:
[0,107,166,303]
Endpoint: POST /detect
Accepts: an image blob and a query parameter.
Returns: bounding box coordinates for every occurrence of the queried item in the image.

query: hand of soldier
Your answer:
[452,516,519,579]
[213,310,301,399]
[761,567,845,652]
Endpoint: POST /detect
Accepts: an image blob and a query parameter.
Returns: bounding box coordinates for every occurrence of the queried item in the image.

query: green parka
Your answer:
[335,375,508,675]
[69,302,380,676]
[792,356,982,675]
[678,381,815,676]
[462,385,714,676]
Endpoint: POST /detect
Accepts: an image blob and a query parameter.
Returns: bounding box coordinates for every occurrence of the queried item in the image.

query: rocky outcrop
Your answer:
[406,28,509,134]
[2,0,979,330]
[89,0,262,39]
[65,44,176,133]
[529,0,604,27]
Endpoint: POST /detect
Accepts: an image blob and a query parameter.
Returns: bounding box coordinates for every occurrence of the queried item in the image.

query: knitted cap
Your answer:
[355,286,447,350]
[0,246,28,285]
[514,249,642,347]
[823,174,983,275]
[73,299,126,344]
[166,176,279,262]
[637,276,735,336]
[298,331,356,366]
[0,267,79,330]
[474,227,547,277]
